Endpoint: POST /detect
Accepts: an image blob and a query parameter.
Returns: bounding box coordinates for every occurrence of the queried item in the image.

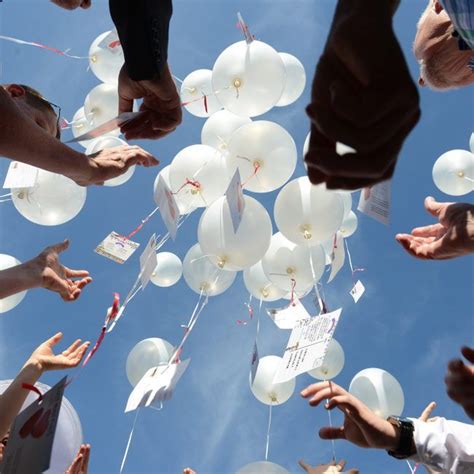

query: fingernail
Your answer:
[300,389,308,397]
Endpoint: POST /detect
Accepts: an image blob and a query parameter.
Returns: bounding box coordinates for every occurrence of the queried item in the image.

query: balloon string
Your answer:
[463,176,474,182]
[0,193,12,198]
[124,206,160,240]
[120,408,140,474]
[241,162,261,188]
[238,293,254,326]
[326,380,337,462]
[289,278,297,306]
[180,85,231,108]
[172,75,184,84]
[344,239,365,283]
[307,242,327,314]
[0,198,12,203]
[172,178,201,196]
[0,35,89,59]
[264,402,273,461]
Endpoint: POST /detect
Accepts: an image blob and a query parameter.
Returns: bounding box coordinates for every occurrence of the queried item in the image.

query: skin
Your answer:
[396,197,474,260]
[0,332,89,454]
[50,0,91,10]
[0,85,158,186]
[0,239,91,302]
[305,0,420,190]
[445,347,474,419]
[66,444,91,474]
[299,459,359,473]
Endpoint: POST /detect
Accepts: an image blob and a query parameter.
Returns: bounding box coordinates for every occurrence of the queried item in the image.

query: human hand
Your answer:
[445,347,474,419]
[65,444,91,474]
[301,381,400,450]
[183,469,196,474]
[396,197,474,259]
[75,145,158,186]
[118,63,182,140]
[50,0,91,10]
[299,459,358,473]
[305,0,420,190]
[27,240,91,301]
[26,332,89,375]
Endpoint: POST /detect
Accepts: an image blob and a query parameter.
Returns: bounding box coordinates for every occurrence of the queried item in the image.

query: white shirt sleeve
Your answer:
[408,417,474,474]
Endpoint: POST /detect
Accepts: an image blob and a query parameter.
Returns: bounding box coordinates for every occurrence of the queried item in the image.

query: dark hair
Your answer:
[19,84,61,139]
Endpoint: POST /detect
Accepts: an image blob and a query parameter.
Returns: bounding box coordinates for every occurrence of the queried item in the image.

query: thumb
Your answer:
[50,239,69,254]
[319,426,346,440]
[461,346,474,364]
[298,460,311,472]
[424,196,447,218]
[45,332,63,347]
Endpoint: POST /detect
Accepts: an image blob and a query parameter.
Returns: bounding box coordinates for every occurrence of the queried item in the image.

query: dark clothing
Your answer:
[110,0,173,81]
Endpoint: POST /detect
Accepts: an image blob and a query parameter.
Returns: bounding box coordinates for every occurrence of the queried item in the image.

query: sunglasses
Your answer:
[26,89,62,138]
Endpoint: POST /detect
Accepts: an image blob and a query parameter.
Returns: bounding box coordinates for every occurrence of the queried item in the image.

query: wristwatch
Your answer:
[386,416,416,459]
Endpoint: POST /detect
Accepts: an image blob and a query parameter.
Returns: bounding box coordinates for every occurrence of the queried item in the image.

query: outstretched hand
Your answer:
[66,444,91,474]
[26,332,89,374]
[396,197,474,259]
[299,459,358,473]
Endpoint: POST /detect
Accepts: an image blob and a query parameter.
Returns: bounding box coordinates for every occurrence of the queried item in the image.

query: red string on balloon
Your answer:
[173,178,201,195]
[21,383,43,402]
[290,278,297,306]
[241,162,261,188]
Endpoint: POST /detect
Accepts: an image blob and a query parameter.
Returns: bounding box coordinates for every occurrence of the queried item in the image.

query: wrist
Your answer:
[61,151,95,186]
[21,358,44,378]
[385,422,402,451]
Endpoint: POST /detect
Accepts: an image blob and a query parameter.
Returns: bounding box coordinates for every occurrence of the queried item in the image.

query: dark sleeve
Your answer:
[109,0,173,81]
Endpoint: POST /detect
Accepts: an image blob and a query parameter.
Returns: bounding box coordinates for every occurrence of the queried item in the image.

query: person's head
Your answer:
[3,84,60,138]
[414,0,474,90]
[0,432,9,462]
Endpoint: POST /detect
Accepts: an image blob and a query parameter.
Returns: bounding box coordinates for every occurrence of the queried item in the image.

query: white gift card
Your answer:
[267,299,311,330]
[358,180,391,225]
[97,29,123,55]
[125,359,191,413]
[250,342,259,385]
[328,233,345,283]
[139,234,157,290]
[350,280,365,303]
[226,169,245,233]
[1,377,66,474]
[3,161,38,189]
[95,231,140,264]
[154,175,180,241]
[273,309,342,384]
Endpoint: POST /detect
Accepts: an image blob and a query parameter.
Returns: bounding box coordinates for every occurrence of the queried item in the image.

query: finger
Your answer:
[308,387,343,407]
[70,342,90,363]
[49,272,74,297]
[82,444,91,472]
[63,339,82,356]
[424,196,450,219]
[337,460,347,471]
[462,346,474,364]
[64,267,90,278]
[118,87,135,116]
[297,460,311,472]
[411,223,445,237]
[319,426,346,440]
[68,454,83,474]
[45,332,63,347]
[75,277,92,289]
[419,401,437,421]
[49,239,70,255]
[301,381,339,399]
[447,359,467,374]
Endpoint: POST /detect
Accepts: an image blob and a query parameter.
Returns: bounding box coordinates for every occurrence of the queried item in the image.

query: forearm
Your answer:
[0,261,41,299]
[0,88,92,181]
[0,361,43,438]
[110,0,173,81]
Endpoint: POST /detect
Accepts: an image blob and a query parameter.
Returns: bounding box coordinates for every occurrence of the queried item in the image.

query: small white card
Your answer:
[97,29,123,55]
[250,342,259,385]
[95,231,140,264]
[327,233,345,283]
[267,299,311,330]
[1,377,66,474]
[350,280,365,303]
[226,169,245,233]
[125,359,191,413]
[154,175,180,241]
[358,180,391,226]
[273,309,342,384]
[139,234,157,290]
[3,161,38,189]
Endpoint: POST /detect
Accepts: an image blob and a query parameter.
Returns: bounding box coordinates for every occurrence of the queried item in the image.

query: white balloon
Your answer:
[169,145,233,209]
[274,177,344,245]
[198,196,272,271]
[470,133,474,154]
[126,338,175,387]
[0,380,83,474]
[86,136,135,186]
[243,261,286,302]
[84,83,119,128]
[0,255,26,313]
[276,53,306,107]
[153,166,194,215]
[303,131,356,160]
[432,149,474,196]
[88,31,124,84]
[321,236,336,265]
[262,233,325,292]
[212,40,286,117]
[228,121,297,193]
[180,69,222,118]
[339,211,358,238]
[201,110,251,153]
[339,192,352,220]
[237,461,289,474]
[349,368,404,419]
[150,252,182,288]
[282,287,312,301]
[182,244,236,296]
[71,107,96,149]
[308,339,345,380]
[250,355,295,406]
[12,169,86,226]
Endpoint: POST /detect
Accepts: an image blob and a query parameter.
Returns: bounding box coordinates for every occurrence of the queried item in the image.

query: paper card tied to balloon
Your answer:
[267,298,311,330]
[97,29,122,55]
[357,180,391,226]
[154,175,180,241]
[350,280,365,303]
[3,162,38,189]
[1,377,67,474]
[273,308,342,384]
[250,342,259,385]
[225,169,245,233]
[327,233,345,283]
[139,234,158,290]
[125,359,191,413]
[95,231,140,264]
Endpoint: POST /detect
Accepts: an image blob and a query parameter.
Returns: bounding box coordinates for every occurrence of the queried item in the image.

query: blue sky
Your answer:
[0,1,473,473]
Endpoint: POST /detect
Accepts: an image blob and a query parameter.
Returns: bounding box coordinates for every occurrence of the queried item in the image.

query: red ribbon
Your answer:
[21,383,43,402]
[203,95,208,114]
[173,178,201,195]
[290,278,297,306]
